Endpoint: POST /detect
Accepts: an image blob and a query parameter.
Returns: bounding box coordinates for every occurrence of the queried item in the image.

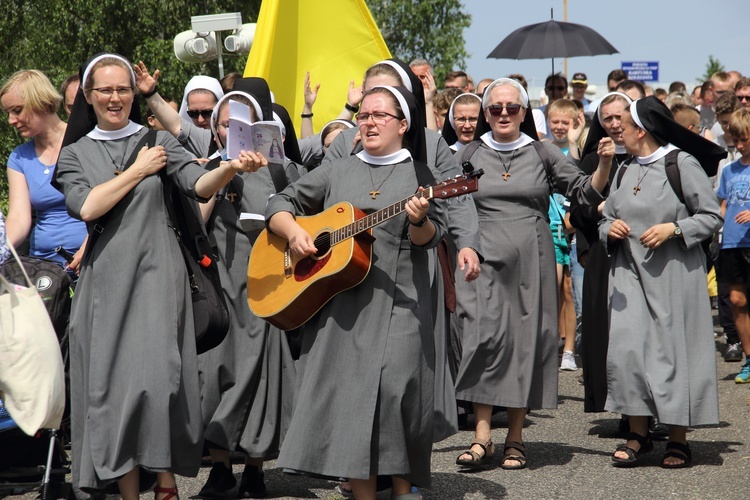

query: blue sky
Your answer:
[462,0,750,97]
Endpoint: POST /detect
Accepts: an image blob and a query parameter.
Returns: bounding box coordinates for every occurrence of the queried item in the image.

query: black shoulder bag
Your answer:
[159,160,230,355]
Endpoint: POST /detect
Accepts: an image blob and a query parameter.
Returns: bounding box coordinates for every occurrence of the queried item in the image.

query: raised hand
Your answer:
[133,61,160,95]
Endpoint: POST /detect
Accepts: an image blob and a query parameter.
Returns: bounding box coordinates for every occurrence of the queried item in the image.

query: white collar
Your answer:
[450,142,465,152]
[86,121,143,141]
[637,144,678,165]
[480,131,534,152]
[615,145,627,155]
[355,148,412,165]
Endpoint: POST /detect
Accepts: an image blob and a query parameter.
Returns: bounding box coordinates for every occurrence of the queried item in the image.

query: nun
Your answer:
[192,79,300,499]
[134,63,222,159]
[322,59,482,445]
[568,91,633,415]
[270,85,446,499]
[600,96,725,468]
[453,78,610,470]
[441,92,482,153]
[55,53,265,499]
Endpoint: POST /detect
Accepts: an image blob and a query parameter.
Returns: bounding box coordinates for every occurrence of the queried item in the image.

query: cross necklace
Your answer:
[633,163,650,195]
[368,163,399,199]
[495,149,517,181]
[101,136,132,175]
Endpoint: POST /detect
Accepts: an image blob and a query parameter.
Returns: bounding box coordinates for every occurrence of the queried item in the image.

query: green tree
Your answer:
[701,55,725,82]
[367,0,471,85]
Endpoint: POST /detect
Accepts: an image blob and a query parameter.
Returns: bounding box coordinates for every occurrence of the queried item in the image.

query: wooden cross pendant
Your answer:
[502,172,511,181]
[370,190,381,199]
[226,192,237,203]
[633,186,641,195]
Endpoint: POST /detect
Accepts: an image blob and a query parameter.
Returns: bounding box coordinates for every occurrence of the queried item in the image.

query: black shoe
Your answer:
[616,416,630,439]
[238,464,266,498]
[199,462,237,498]
[650,417,669,441]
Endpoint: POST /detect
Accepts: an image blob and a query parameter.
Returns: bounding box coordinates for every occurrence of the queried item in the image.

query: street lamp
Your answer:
[173,13,256,78]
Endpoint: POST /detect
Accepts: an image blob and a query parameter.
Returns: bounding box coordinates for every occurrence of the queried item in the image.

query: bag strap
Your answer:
[268,161,289,193]
[2,240,33,288]
[664,149,684,204]
[85,130,158,258]
[615,157,634,189]
[460,140,482,174]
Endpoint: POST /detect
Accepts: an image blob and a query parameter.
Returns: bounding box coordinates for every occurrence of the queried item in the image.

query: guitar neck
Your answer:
[331,188,434,245]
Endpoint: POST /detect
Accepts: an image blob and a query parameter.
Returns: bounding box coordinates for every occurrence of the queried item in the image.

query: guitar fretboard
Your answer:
[330,187,434,245]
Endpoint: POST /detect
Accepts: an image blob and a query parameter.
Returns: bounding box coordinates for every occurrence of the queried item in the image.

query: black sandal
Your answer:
[501,441,527,470]
[456,437,494,468]
[661,441,692,469]
[612,431,654,467]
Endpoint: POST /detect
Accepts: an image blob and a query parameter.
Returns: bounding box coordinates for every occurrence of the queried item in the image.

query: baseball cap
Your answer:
[571,73,587,85]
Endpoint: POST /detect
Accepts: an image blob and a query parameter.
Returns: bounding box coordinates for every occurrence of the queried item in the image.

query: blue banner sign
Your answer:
[621,61,659,82]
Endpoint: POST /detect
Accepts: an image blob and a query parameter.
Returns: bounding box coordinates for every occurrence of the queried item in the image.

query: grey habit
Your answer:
[454,140,603,409]
[324,126,481,442]
[198,160,299,457]
[598,150,721,426]
[56,129,206,490]
[269,155,447,487]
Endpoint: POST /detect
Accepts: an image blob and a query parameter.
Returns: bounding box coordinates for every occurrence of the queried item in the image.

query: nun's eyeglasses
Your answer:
[486,104,523,116]
[454,117,478,125]
[186,109,213,119]
[356,111,401,124]
[91,87,133,96]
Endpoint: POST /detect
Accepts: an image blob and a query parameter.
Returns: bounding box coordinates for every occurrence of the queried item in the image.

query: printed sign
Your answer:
[621,61,659,82]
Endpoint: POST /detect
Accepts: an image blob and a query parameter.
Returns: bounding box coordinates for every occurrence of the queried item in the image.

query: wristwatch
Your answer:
[672,223,683,238]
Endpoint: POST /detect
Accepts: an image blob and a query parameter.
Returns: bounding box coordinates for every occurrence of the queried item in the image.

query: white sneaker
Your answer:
[560,351,577,371]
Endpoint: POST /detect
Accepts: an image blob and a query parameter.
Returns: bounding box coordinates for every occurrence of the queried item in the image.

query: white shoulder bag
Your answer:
[0,241,65,435]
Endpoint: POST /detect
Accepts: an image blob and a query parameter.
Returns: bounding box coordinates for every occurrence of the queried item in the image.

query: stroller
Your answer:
[0,254,74,499]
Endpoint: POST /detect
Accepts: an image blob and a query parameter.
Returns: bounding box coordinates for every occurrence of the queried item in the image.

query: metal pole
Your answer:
[564,0,568,79]
[216,31,225,79]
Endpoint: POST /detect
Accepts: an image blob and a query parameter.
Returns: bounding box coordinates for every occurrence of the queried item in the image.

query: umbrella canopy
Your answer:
[487,19,618,61]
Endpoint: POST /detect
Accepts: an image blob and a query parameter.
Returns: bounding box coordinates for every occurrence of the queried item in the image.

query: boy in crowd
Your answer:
[716,108,750,381]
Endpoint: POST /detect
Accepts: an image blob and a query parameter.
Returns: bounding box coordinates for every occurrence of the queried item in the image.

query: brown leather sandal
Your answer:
[456,437,494,468]
[154,486,179,500]
[501,441,527,470]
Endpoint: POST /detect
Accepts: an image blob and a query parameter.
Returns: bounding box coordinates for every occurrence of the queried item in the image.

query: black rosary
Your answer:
[102,136,132,175]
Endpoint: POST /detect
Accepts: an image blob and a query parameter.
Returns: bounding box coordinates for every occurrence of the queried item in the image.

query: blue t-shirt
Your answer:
[7,141,87,264]
[717,158,750,249]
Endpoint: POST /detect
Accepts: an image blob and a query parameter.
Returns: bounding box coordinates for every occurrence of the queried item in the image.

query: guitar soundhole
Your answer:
[294,231,332,282]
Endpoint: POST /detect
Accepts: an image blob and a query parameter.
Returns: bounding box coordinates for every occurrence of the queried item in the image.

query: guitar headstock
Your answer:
[429,169,484,200]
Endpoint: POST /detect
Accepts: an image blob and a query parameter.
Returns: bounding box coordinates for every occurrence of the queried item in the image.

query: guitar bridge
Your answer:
[284,244,293,278]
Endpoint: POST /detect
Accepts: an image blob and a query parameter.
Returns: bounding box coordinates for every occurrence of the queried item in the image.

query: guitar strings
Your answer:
[307,190,432,250]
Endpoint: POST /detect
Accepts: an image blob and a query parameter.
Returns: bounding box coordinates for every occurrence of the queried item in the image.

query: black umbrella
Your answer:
[487,11,618,75]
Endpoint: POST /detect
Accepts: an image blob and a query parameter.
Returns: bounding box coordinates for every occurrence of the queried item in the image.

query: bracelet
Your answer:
[300,112,313,118]
[141,88,158,99]
[409,215,428,227]
[344,102,358,113]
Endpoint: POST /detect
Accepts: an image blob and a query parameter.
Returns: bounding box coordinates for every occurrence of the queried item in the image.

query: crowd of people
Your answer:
[1,50,748,499]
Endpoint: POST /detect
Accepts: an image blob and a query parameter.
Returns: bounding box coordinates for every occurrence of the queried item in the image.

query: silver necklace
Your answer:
[37,127,64,175]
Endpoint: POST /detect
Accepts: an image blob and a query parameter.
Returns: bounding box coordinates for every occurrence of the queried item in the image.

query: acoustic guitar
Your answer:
[247,170,483,331]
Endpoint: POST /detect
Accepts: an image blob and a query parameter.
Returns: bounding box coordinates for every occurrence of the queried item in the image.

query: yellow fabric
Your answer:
[244,0,391,134]
[707,266,717,297]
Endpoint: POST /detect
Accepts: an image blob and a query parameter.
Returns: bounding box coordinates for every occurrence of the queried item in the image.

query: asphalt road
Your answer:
[10,317,750,499]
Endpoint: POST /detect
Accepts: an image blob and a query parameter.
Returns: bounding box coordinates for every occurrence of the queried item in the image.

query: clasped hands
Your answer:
[608,219,676,249]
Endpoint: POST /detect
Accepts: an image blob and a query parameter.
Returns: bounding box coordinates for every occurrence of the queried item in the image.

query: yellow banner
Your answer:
[244,0,391,134]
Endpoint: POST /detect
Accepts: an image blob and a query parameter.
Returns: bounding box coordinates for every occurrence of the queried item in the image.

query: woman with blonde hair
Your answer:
[1,70,87,273]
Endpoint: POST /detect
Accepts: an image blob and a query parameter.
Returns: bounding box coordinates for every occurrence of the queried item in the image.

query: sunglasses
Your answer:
[486,104,523,116]
[546,86,566,91]
[737,95,750,102]
[186,109,213,119]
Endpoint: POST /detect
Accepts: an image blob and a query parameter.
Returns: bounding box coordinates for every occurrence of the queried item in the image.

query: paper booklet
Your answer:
[227,100,285,161]
[239,212,266,233]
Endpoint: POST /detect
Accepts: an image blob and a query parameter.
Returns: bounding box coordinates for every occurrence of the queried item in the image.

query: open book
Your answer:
[227,100,285,161]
